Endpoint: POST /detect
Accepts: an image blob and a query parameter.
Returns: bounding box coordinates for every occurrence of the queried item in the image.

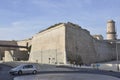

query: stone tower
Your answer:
[107,20,116,40]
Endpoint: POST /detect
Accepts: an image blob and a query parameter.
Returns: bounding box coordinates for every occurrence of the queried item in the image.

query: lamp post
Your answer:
[116,41,120,71]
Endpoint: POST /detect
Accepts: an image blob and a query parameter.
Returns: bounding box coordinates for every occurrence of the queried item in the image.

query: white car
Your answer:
[9,64,37,75]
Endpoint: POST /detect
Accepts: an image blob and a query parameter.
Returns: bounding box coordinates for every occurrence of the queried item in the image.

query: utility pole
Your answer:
[116,41,120,71]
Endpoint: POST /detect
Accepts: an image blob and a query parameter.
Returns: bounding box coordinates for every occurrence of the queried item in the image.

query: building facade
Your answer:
[0,20,120,65]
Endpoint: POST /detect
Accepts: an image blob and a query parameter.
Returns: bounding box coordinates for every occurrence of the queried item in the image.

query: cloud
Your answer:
[0,0,120,40]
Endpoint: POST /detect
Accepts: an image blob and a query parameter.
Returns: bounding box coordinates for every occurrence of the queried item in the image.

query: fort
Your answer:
[0,20,120,65]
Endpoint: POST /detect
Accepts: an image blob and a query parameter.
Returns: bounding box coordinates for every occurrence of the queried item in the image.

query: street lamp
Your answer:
[116,41,120,71]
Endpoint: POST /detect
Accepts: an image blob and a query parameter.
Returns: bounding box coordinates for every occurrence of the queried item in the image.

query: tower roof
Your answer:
[107,20,115,23]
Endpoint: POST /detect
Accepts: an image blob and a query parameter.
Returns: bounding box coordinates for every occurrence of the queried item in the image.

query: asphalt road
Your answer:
[0,64,120,80]
[0,64,14,80]
[37,68,120,78]
[14,73,120,80]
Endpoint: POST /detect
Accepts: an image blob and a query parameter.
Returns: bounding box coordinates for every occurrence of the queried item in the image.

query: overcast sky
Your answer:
[0,0,120,40]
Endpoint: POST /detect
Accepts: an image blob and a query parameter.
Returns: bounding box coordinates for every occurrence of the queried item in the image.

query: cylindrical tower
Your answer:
[106,20,116,40]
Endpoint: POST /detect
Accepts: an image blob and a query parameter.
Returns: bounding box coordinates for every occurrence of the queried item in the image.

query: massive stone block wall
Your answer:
[118,43,120,58]
[0,22,119,63]
[93,40,115,62]
[29,22,118,64]
[65,23,116,64]
[0,39,31,61]
[65,23,97,64]
[17,39,31,49]
[0,40,18,60]
[29,24,66,64]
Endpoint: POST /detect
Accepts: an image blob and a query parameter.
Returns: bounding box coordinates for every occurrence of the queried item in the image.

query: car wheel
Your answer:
[32,70,37,74]
[18,71,22,75]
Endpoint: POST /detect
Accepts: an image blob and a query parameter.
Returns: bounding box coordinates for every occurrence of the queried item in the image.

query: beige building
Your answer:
[29,21,120,64]
[0,20,120,65]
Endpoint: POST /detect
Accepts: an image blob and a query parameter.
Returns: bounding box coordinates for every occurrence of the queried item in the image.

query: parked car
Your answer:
[9,64,37,75]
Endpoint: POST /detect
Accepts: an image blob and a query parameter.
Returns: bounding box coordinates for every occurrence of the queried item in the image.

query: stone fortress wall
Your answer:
[0,20,120,65]
[29,21,120,64]
[65,23,97,64]
[0,39,31,61]
[29,23,66,64]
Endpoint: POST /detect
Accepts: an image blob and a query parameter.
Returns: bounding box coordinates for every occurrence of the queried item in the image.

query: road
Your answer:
[0,64,14,80]
[0,64,120,80]
[14,73,120,80]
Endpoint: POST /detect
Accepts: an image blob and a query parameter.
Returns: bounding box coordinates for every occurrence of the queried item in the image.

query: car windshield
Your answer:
[13,64,27,69]
[23,65,33,69]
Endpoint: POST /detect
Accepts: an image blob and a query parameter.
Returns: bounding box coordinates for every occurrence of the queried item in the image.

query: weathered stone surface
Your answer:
[0,39,31,61]
[4,50,14,61]
[107,20,116,40]
[65,23,97,64]
[29,24,66,64]
[29,22,119,64]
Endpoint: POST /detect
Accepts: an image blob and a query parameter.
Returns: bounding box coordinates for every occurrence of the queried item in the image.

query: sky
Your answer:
[0,0,120,40]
